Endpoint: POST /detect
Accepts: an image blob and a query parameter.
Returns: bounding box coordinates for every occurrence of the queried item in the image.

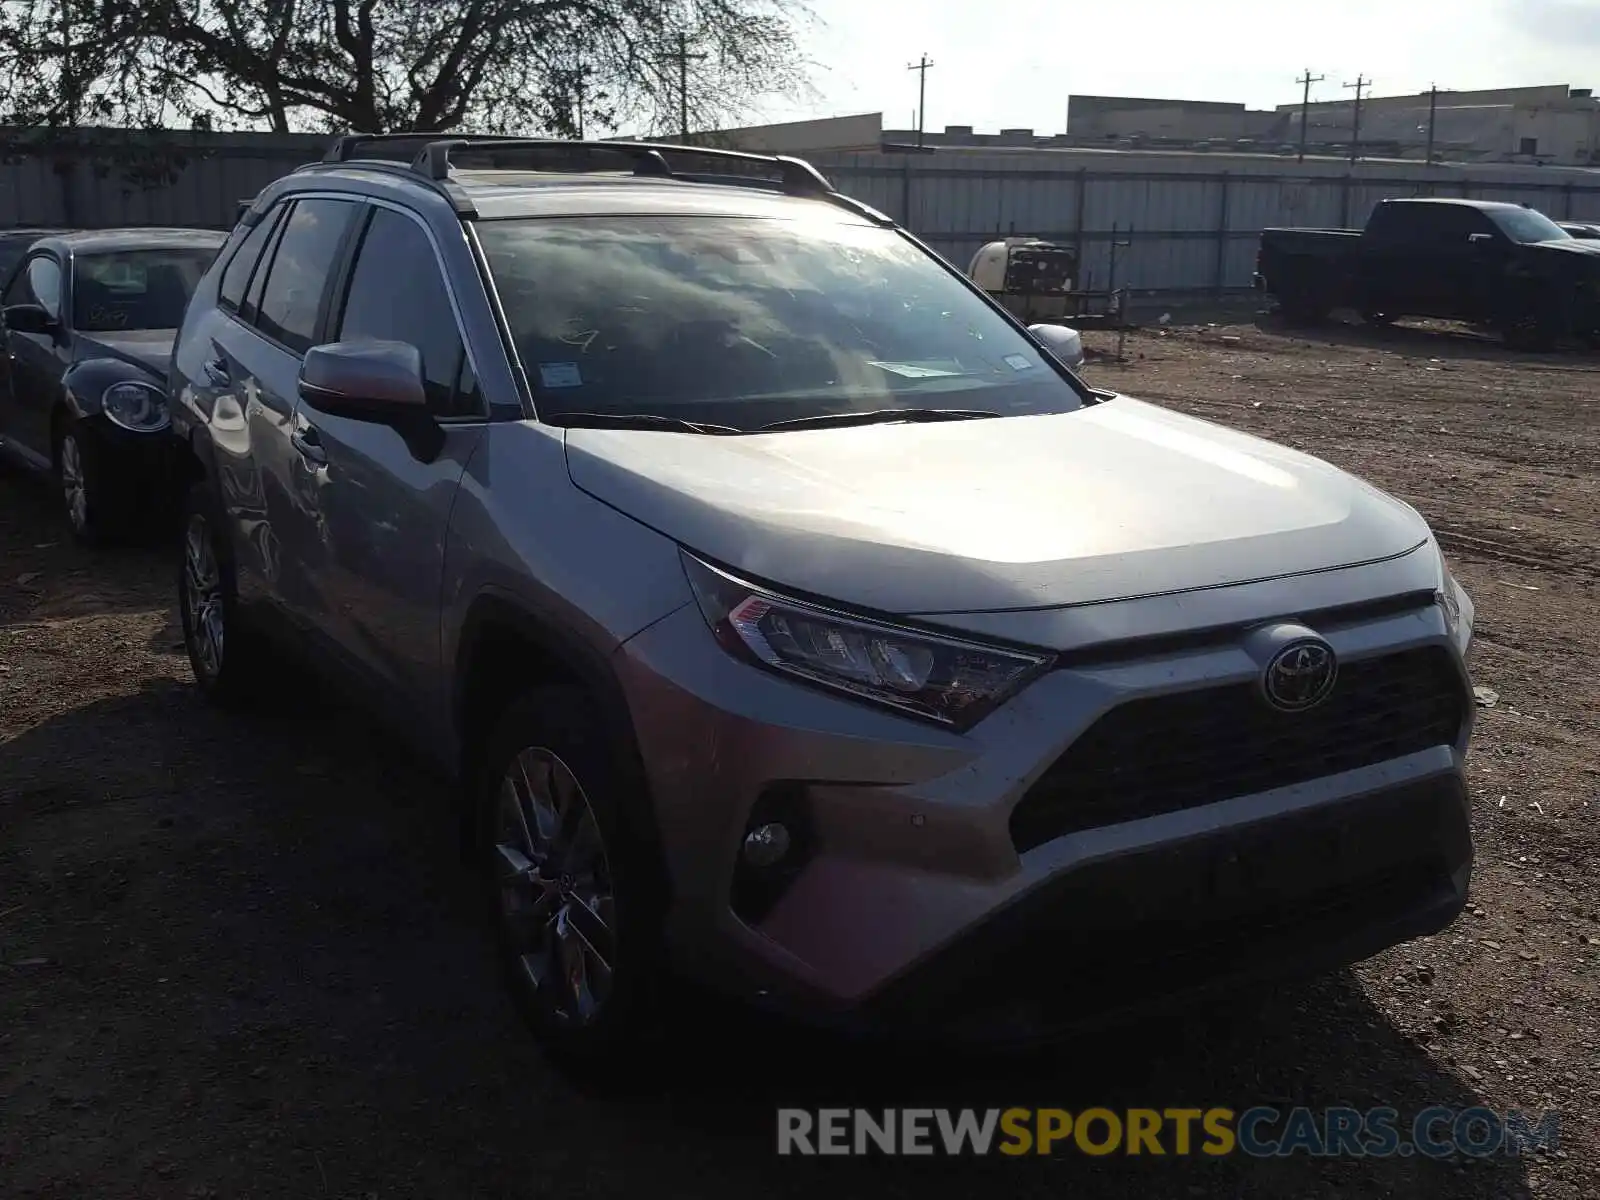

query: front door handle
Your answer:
[290,427,327,465]
[203,356,230,385]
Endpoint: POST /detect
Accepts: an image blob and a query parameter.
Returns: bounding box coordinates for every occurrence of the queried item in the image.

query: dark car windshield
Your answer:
[1488,207,1571,244]
[71,248,218,332]
[476,215,1087,429]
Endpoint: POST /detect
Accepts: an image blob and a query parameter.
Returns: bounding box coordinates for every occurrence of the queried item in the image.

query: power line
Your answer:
[907,54,934,148]
[1295,68,1324,163]
[1344,75,1371,164]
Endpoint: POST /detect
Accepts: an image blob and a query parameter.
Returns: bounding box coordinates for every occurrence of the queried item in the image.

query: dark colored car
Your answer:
[1254,198,1600,349]
[0,227,228,540]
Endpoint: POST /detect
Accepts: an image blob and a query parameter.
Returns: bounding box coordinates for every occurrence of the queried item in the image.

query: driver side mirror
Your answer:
[298,340,429,420]
[1028,322,1086,371]
[2,302,60,337]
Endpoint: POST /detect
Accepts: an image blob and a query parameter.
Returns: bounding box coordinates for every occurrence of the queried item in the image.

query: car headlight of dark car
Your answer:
[680,550,1052,728]
[102,381,170,433]
[1433,538,1473,658]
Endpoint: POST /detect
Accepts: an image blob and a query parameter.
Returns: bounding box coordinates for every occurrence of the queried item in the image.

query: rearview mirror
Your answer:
[298,340,428,420]
[1028,322,1086,371]
[2,303,59,336]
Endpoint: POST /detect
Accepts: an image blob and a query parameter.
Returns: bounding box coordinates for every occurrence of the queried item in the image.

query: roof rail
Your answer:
[310,132,868,217]
[412,137,676,184]
[407,135,835,197]
[323,133,441,163]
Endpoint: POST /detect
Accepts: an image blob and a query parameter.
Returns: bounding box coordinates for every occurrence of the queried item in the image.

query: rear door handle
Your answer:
[290,427,327,465]
[203,356,230,385]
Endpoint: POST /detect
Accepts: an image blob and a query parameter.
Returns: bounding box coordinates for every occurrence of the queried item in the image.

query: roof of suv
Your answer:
[283,136,891,227]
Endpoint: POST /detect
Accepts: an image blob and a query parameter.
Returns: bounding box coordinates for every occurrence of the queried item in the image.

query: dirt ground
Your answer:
[2,310,1597,1199]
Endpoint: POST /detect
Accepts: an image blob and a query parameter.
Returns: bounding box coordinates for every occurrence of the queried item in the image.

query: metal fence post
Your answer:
[1214,171,1231,295]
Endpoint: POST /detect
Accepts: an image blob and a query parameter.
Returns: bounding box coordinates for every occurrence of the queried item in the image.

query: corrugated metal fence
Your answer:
[5,130,1600,294]
[812,152,1600,294]
[0,130,326,231]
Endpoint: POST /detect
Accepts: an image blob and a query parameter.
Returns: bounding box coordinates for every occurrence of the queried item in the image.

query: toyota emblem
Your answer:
[1262,638,1338,712]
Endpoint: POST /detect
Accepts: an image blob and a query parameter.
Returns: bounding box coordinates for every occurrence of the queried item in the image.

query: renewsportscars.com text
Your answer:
[776,1106,1560,1158]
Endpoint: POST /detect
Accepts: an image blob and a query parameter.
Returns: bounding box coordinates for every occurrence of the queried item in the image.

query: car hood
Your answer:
[78,329,175,376]
[1536,238,1600,260]
[563,396,1430,615]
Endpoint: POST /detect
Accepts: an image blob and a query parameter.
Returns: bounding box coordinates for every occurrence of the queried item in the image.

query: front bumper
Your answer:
[83,414,181,510]
[613,583,1473,1041]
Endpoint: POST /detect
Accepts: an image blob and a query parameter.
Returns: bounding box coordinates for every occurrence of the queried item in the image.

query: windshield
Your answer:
[1488,207,1571,244]
[72,248,218,332]
[475,215,1088,430]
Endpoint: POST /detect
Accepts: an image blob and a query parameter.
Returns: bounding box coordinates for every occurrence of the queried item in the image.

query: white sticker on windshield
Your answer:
[1004,354,1033,371]
[539,362,583,388]
[868,361,962,378]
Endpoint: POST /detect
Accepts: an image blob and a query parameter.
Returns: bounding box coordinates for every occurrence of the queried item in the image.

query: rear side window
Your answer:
[253,198,359,353]
[218,206,284,312]
[1367,204,1428,241]
[332,207,477,418]
[18,256,64,319]
[72,249,218,332]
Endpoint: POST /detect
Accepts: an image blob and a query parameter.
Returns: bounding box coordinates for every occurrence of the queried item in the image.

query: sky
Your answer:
[751,0,1600,132]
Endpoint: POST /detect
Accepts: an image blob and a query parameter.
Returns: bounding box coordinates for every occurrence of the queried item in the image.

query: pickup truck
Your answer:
[1255,198,1600,348]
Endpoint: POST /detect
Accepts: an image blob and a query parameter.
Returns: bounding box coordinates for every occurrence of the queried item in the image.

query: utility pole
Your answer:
[1344,74,1370,164]
[676,32,706,141]
[1425,82,1441,165]
[908,54,934,148]
[573,60,586,139]
[60,0,77,127]
[1295,68,1325,163]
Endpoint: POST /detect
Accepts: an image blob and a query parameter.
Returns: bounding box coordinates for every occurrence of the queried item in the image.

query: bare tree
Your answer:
[0,0,815,137]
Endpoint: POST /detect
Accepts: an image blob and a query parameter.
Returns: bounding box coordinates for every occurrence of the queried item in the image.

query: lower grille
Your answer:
[1009,646,1466,852]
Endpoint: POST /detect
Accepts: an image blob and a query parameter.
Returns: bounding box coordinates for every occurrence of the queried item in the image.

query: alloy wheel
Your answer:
[182,514,226,681]
[494,748,617,1026]
[60,434,87,533]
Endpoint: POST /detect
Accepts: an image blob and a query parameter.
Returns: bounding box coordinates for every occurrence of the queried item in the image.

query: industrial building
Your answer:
[695,84,1599,166]
[1281,84,1599,166]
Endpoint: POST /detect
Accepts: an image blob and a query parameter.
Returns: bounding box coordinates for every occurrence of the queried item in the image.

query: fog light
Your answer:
[742,822,791,868]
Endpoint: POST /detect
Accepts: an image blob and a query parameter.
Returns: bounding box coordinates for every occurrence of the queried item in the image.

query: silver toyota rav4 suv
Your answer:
[168,136,1476,1071]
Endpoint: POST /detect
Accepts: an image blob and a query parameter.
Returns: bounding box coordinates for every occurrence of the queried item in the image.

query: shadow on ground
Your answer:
[1248,312,1600,364]
[0,679,1534,1200]
[0,461,177,630]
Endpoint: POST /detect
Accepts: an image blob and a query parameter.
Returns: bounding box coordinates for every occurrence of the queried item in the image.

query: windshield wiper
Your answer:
[758,407,1002,432]
[554,411,744,435]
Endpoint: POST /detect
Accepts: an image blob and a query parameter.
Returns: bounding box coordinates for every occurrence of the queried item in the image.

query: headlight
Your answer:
[1433,540,1473,657]
[680,551,1052,728]
[102,381,170,432]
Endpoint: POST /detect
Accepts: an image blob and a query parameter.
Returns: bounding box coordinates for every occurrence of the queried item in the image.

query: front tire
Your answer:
[177,480,274,708]
[56,419,115,544]
[476,687,665,1076]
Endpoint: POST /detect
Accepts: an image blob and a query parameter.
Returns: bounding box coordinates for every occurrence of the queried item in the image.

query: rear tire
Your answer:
[475,687,666,1079]
[177,480,275,708]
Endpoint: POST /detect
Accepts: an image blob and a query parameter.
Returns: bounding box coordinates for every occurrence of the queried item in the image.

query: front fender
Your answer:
[60,356,166,423]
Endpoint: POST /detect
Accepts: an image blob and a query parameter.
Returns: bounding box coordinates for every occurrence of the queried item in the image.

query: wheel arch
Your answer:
[452,591,670,891]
